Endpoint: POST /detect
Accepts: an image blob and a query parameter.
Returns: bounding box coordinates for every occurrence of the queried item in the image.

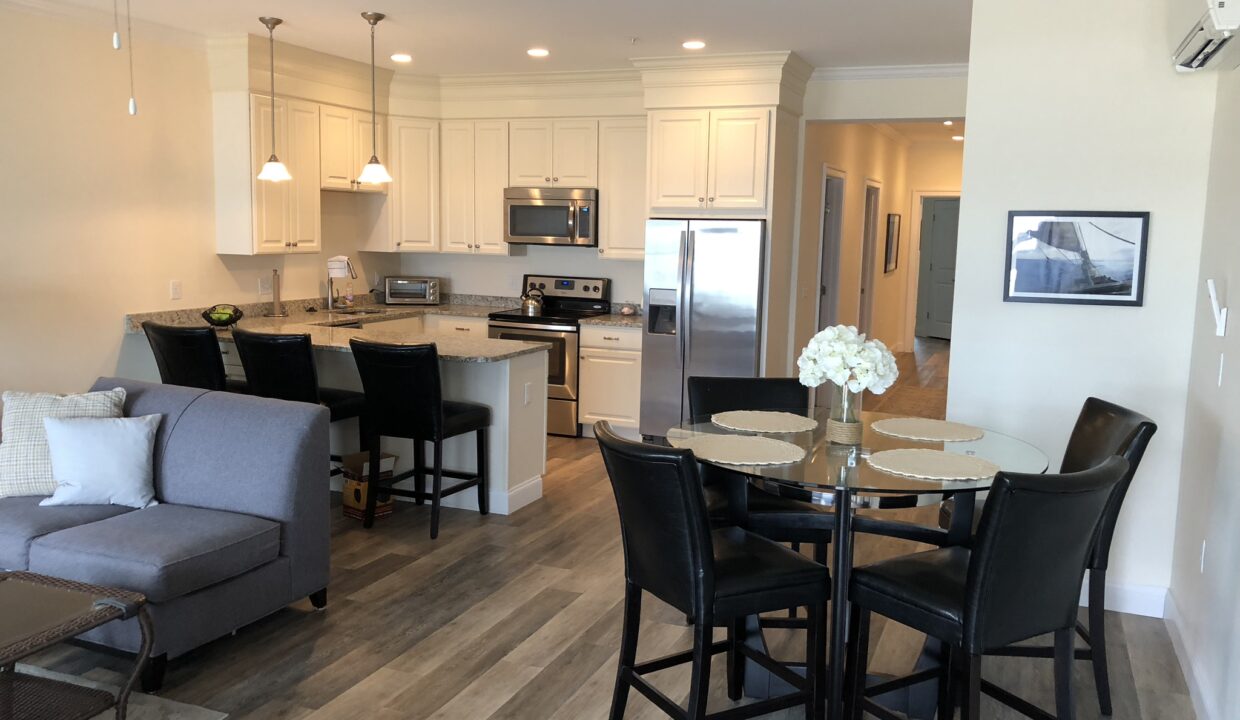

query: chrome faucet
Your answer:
[326,256,357,311]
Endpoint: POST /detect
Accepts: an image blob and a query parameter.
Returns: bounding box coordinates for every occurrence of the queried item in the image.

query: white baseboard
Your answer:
[441,474,542,515]
[1165,591,1218,720]
[1077,572,1166,618]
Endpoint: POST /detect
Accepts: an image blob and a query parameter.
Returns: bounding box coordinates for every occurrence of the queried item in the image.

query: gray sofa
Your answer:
[0,377,330,689]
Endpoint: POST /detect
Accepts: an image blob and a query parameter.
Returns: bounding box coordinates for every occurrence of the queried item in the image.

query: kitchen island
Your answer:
[122,303,550,515]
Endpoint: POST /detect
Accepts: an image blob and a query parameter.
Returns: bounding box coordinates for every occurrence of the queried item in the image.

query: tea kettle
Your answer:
[520,288,544,316]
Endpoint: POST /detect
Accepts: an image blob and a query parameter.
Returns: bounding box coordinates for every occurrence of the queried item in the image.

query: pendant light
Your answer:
[256,17,292,182]
[124,0,136,114]
[357,12,392,185]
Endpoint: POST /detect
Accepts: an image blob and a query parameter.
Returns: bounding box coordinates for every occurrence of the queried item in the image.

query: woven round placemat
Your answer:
[669,434,806,466]
[866,448,999,481]
[711,410,817,434]
[871,417,984,442]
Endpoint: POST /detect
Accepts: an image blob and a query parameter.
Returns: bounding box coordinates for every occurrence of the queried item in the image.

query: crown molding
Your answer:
[2,0,204,48]
[811,63,970,82]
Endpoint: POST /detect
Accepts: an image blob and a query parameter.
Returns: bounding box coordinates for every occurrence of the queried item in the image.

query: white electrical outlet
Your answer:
[1219,353,1226,388]
[1201,540,1207,573]
[169,280,182,300]
[258,275,272,296]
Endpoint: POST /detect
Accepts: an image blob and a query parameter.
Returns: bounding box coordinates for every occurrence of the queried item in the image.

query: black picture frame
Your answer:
[884,214,900,273]
[1004,211,1149,306]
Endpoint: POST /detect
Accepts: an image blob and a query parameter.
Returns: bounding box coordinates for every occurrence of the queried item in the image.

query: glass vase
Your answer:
[826,383,863,445]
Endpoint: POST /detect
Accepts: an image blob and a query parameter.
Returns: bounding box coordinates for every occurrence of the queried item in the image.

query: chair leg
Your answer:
[362,441,381,529]
[140,653,167,693]
[430,439,444,539]
[809,602,828,720]
[843,604,869,720]
[413,440,426,505]
[727,617,745,701]
[938,643,955,720]
[1089,569,1112,715]
[477,427,490,515]
[686,613,714,720]
[962,654,981,720]
[788,542,801,618]
[1055,627,1076,720]
[309,588,327,610]
[610,582,642,720]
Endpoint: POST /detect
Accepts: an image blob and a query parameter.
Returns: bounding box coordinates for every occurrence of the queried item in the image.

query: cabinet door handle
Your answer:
[454,327,470,332]
[553,177,559,182]
[708,197,715,203]
[603,336,619,341]
[545,177,551,182]
[599,249,605,254]
[396,241,402,246]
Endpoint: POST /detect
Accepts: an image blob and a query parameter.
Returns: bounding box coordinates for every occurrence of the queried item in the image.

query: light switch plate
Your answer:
[169,280,182,300]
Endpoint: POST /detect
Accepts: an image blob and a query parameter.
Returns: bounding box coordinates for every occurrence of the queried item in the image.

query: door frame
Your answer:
[905,190,961,348]
[858,179,882,337]
[814,164,848,332]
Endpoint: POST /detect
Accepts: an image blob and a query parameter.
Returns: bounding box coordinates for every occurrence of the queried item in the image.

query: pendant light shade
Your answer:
[358,11,391,185]
[258,17,290,182]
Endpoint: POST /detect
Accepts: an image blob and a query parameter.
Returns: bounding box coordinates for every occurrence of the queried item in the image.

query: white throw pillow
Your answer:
[0,388,127,498]
[40,414,161,509]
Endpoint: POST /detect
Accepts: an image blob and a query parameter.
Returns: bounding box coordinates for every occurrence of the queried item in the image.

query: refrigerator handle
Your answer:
[676,230,689,369]
[683,229,696,375]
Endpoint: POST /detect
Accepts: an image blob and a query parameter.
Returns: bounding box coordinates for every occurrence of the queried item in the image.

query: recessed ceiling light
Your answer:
[682,40,706,50]
[943,120,954,126]
[527,47,549,58]
[390,53,412,63]
[951,135,965,141]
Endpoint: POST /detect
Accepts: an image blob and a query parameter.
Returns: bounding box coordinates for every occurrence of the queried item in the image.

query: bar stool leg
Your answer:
[1089,569,1113,715]
[727,617,745,701]
[477,427,490,515]
[686,612,714,720]
[413,440,426,506]
[430,438,444,539]
[1054,627,1076,720]
[610,581,642,720]
[363,442,381,529]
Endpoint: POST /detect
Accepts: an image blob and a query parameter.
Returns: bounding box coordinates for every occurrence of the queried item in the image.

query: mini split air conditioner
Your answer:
[1174,1,1240,71]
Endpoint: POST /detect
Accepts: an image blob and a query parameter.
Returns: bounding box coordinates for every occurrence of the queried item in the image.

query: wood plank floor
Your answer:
[34,341,1194,719]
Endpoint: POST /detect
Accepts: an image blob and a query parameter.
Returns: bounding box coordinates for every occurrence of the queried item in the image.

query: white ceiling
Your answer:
[879,120,968,143]
[66,0,972,75]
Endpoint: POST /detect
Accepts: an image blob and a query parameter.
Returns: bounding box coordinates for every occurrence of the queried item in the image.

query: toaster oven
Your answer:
[384,276,441,305]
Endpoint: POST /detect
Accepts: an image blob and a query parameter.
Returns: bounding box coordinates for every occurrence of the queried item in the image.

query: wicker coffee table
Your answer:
[0,572,152,720]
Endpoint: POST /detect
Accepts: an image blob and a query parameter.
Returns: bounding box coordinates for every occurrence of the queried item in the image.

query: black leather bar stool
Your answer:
[232,329,367,468]
[844,457,1129,720]
[142,321,247,393]
[595,422,828,720]
[350,339,490,539]
[939,397,1156,714]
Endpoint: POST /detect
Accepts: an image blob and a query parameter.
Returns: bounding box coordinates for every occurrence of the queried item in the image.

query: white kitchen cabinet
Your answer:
[580,326,643,437]
[215,93,319,256]
[423,314,489,336]
[597,118,647,260]
[365,117,438,253]
[319,105,388,193]
[648,108,770,214]
[440,121,476,254]
[473,121,510,254]
[509,119,598,187]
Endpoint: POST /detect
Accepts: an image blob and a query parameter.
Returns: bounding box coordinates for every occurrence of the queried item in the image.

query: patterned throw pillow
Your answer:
[0,388,127,498]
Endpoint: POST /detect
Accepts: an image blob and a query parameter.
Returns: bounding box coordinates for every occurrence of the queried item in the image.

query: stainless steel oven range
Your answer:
[488,274,611,436]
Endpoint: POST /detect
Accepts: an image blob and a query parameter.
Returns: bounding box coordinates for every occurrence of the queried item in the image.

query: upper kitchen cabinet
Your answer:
[508,119,598,187]
[214,93,320,255]
[648,108,770,214]
[319,105,387,193]
[364,117,438,253]
[597,118,647,260]
[441,120,511,255]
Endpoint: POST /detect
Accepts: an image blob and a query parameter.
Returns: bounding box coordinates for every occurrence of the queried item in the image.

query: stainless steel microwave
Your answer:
[384,276,440,305]
[504,187,597,247]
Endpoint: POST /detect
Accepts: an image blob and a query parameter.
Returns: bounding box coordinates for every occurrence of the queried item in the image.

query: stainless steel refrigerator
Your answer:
[639,219,766,438]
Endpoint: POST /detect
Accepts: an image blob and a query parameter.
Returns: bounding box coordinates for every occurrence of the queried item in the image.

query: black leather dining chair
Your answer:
[142,321,246,393]
[844,457,1129,720]
[595,421,828,720]
[940,397,1156,714]
[232,329,367,464]
[350,339,490,539]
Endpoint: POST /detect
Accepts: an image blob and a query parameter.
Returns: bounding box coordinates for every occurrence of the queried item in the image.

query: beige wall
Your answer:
[1169,70,1240,720]
[948,0,1218,613]
[0,8,398,397]
[793,124,962,354]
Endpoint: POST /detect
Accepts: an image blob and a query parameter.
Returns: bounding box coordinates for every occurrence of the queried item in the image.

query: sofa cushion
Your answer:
[0,497,134,570]
[29,504,281,603]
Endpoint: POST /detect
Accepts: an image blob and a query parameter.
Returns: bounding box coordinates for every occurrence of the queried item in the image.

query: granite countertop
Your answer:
[125,303,548,364]
[580,313,643,329]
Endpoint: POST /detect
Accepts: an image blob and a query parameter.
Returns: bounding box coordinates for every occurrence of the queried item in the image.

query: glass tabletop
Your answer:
[669,408,1049,497]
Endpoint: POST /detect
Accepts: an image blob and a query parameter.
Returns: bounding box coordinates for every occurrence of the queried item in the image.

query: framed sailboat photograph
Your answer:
[1003,211,1149,306]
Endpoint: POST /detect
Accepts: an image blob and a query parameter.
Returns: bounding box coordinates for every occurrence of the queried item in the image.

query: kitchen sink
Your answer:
[330,307,385,315]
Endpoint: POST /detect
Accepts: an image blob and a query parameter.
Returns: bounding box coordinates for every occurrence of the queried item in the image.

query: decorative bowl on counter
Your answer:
[201,304,244,328]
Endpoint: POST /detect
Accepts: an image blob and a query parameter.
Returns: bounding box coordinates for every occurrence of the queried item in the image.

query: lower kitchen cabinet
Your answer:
[579,327,642,438]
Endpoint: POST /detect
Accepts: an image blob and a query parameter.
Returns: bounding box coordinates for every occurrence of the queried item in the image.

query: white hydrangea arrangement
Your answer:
[796,325,899,394]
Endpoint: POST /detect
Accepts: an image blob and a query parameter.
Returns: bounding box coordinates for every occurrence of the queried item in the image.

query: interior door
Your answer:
[916,197,961,339]
[858,185,881,336]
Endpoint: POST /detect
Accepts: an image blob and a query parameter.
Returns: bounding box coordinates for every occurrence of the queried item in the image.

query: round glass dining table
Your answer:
[669,408,1049,719]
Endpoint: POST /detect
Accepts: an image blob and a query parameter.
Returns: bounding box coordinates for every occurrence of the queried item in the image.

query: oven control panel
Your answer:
[524,275,610,301]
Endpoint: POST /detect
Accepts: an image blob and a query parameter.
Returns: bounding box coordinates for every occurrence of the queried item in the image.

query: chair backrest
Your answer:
[1060,397,1157,569]
[232,329,321,405]
[142,322,229,391]
[595,421,713,616]
[964,456,1128,653]
[350,339,443,440]
[687,376,809,418]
